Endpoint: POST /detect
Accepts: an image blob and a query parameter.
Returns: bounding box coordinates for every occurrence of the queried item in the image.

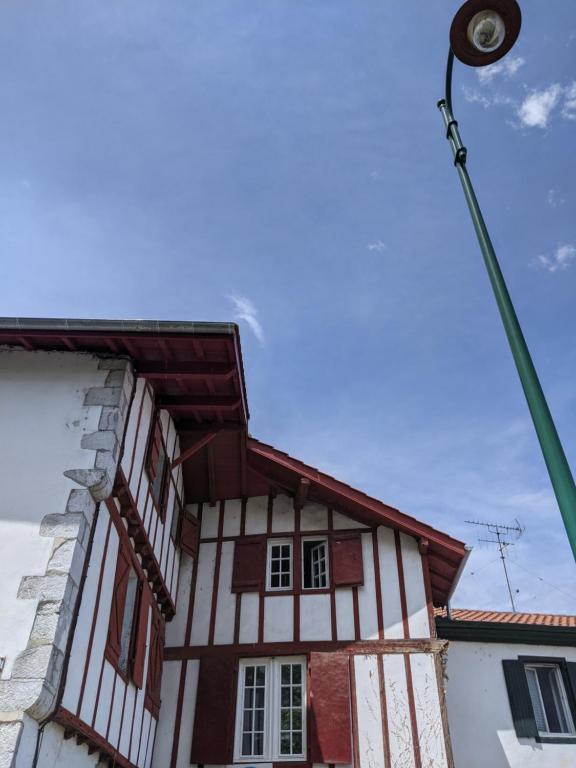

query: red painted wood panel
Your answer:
[190,656,237,764]
[231,536,266,592]
[132,588,149,689]
[180,511,199,557]
[309,653,352,764]
[331,533,364,587]
[106,541,132,666]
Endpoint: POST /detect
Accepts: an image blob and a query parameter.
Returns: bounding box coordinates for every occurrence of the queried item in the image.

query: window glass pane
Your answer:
[278,662,304,757]
[302,540,328,589]
[537,667,571,734]
[241,665,266,756]
[526,667,548,732]
[280,733,291,755]
[268,541,292,590]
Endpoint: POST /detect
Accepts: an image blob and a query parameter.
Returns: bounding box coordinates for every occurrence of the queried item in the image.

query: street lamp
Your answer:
[437,0,576,561]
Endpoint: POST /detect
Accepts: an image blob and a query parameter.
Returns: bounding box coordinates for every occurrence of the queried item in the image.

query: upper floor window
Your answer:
[525,664,575,737]
[106,536,149,689]
[302,537,328,589]
[146,415,169,518]
[234,657,306,762]
[267,539,292,591]
[503,656,576,742]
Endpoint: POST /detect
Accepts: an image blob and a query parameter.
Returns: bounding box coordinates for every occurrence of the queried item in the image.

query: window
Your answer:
[146,416,169,516]
[302,538,328,589]
[503,657,576,742]
[234,657,306,762]
[267,539,292,591]
[106,538,148,687]
[525,664,575,737]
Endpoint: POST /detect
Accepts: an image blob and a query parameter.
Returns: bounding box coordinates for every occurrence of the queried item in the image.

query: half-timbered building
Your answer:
[0,317,470,768]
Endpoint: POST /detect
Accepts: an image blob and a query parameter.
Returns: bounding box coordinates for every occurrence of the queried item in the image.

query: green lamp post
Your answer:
[438,0,576,560]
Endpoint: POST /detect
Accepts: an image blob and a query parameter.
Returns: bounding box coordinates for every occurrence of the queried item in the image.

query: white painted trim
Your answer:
[266,538,293,592]
[233,656,306,763]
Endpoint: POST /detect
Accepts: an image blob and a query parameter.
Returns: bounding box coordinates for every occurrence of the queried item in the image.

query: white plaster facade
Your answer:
[444,640,576,768]
[0,348,133,767]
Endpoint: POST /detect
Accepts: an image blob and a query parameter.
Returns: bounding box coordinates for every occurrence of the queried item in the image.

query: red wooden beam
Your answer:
[206,443,216,506]
[158,395,241,411]
[138,361,236,380]
[295,478,310,509]
[172,431,220,469]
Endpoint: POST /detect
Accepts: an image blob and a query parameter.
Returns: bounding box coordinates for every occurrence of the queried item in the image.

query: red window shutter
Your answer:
[309,653,352,764]
[180,511,199,557]
[131,587,149,689]
[191,656,237,764]
[331,532,364,587]
[145,611,165,717]
[231,537,266,592]
[106,542,132,665]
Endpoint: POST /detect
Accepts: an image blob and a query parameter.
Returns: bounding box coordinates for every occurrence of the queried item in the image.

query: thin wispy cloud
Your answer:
[462,86,512,109]
[367,240,387,253]
[228,294,265,343]
[562,81,576,120]
[547,189,565,208]
[533,243,576,273]
[517,84,562,128]
[476,55,525,84]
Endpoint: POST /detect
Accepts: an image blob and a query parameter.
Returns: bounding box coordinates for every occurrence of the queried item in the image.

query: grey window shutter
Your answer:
[502,660,538,738]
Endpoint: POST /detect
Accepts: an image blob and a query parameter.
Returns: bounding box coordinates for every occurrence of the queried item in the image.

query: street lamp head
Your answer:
[450,0,521,67]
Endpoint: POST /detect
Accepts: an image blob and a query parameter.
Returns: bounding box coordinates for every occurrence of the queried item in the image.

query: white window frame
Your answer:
[266,538,293,592]
[301,536,329,590]
[234,656,307,763]
[524,663,576,737]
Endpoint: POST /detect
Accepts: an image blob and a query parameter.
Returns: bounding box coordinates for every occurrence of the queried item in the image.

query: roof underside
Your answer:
[0,317,249,427]
[1,317,467,606]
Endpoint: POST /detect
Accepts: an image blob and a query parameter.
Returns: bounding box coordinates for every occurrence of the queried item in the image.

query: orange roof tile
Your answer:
[434,607,576,627]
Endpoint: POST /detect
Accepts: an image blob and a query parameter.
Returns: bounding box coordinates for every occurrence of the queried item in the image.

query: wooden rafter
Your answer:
[172,431,220,469]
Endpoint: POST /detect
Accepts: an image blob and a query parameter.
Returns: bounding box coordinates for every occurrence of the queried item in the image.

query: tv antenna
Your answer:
[465,519,524,612]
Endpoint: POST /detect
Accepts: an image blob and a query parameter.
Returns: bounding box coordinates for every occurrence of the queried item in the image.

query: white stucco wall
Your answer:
[0,349,106,679]
[444,639,576,768]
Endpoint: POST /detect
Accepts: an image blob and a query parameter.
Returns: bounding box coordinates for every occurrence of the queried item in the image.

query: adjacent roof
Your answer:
[435,608,576,627]
[1,316,469,607]
[435,607,576,646]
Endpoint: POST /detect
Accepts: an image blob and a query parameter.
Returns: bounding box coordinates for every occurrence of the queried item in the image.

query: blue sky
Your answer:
[0,0,574,613]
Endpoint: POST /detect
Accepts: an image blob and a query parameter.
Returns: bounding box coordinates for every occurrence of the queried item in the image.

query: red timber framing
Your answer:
[246,440,467,606]
[114,468,177,619]
[60,500,165,768]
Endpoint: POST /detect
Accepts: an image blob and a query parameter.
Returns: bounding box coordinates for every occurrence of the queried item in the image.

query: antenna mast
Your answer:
[465,519,524,612]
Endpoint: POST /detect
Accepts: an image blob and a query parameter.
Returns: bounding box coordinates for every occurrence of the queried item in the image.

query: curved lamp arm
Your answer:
[436,52,576,562]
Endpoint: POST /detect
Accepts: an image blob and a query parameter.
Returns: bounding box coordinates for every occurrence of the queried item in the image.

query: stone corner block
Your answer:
[84,386,122,407]
[64,468,111,501]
